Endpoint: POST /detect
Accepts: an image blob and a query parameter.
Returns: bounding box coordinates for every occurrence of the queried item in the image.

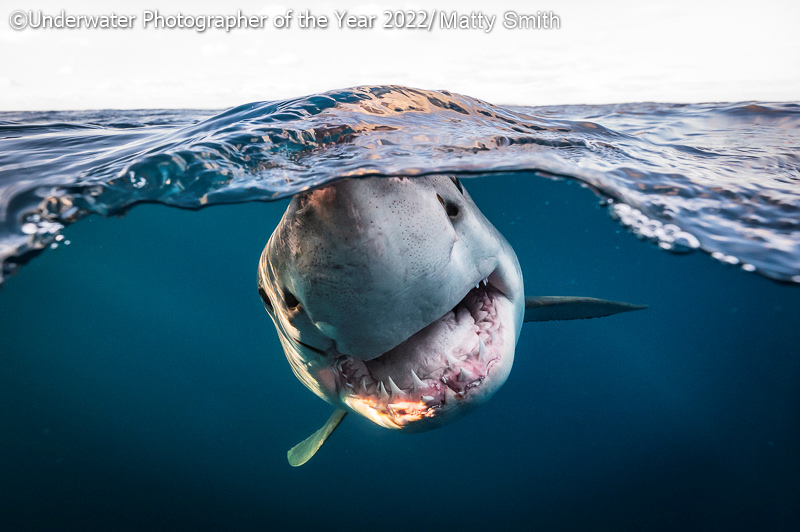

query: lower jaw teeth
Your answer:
[346,333,495,401]
[410,370,425,390]
[341,292,500,406]
[387,376,403,396]
[478,337,487,361]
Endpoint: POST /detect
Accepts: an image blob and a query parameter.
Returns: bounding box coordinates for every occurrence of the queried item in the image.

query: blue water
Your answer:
[1,86,799,530]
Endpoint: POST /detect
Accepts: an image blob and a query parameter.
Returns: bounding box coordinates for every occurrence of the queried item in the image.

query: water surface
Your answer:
[1,86,799,284]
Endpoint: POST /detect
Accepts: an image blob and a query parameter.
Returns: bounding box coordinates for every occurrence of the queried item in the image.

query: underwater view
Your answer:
[1,86,799,530]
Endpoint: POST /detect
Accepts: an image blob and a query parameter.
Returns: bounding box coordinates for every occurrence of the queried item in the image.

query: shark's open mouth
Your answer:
[333,275,507,429]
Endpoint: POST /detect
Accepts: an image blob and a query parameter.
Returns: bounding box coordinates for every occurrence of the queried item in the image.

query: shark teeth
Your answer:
[478,337,487,361]
[387,376,403,397]
[334,271,502,409]
[410,370,425,390]
[445,352,460,367]
[474,277,489,290]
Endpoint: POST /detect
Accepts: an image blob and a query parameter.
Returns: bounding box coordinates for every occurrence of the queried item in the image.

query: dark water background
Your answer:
[1,86,799,530]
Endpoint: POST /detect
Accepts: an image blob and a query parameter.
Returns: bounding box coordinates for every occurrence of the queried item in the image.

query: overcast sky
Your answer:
[1,0,798,110]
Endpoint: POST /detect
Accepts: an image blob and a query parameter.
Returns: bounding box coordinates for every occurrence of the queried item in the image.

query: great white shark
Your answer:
[257,175,645,466]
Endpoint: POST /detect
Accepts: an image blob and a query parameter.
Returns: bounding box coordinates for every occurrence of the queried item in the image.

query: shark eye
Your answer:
[450,176,464,194]
[283,289,300,309]
[258,286,273,311]
[437,193,460,218]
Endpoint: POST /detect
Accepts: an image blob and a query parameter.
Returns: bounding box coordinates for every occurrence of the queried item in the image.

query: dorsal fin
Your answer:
[287,409,348,467]
[524,296,647,323]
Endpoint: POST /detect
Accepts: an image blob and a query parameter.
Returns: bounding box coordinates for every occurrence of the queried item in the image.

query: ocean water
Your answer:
[1,86,799,530]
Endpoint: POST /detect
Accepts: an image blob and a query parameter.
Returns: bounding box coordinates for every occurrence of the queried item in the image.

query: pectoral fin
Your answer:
[524,296,647,323]
[287,409,348,467]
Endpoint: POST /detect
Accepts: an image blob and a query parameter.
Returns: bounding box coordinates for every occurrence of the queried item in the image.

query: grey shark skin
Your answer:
[257,176,645,465]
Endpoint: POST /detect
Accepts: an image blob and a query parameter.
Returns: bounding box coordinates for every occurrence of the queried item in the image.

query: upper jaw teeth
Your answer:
[475,277,489,289]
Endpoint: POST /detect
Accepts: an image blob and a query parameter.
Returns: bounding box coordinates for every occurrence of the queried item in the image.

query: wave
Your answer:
[1,85,798,284]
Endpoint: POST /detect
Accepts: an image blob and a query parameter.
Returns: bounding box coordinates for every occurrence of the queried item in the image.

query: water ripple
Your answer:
[1,86,798,283]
